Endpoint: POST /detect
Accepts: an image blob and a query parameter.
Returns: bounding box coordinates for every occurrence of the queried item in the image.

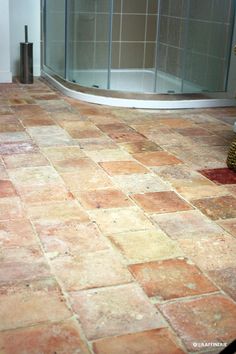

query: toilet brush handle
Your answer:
[25,25,28,43]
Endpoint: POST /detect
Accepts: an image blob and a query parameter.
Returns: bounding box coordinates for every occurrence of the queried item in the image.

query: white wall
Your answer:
[0,0,12,82]
[9,0,41,77]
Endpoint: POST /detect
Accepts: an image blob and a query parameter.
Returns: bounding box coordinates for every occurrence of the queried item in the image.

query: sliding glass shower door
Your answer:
[45,0,66,78]
[155,0,188,93]
[67,0,111,89]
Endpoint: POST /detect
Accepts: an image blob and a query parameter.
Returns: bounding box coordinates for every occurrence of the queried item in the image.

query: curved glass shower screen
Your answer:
[44,0,235,95]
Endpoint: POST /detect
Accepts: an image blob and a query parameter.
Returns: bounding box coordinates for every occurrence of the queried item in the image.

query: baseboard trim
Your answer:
[0,71,12,83]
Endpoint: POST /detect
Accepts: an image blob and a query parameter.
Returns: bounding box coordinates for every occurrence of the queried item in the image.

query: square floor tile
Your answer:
[42,146,86,161]
[17,184,73,204]
[159,295,236,351]
[109,230,183,264]
[26,201,89,223]
[0,132,30,143]
[20,115,55,127]
[168,146,226,170]
[67,129,103,139]
[147,131,192,148]
[0,116,24,132]
[192,196,236,220]
[176,127,211,137]
[217,219,236,237]
[157,118,194,128]
[85,149,132,162]
[61,169,114,191]
[96,123,133,133]
[225,185,236,197]
[52,157,98,173]
[133,151,182,167]
[208,267,236,302]
[71,284,166,340]
[199,168,236,185]
[27,126,72,147]
[0,246,50,284]
[51,250,132,291]
[0,319,90,354]
[119,141,162,154]
[100,161,148,176]
[78,137,118,151]
[132,191,192,213]
[0,142,38,155]
[189,135,229,147]
[151,210,224,239]
[152,165,216,196]
[112,110,152,123]
[89,114,122,125]
[93,328,185,354]
[0,278,71,331]
[0,107,13,115]
[3,152,49,169]
[177,234,236,271]
[0,180,17,198]
[0,197,24,220]
[9,98,35,105]
[129,258,217,299]
[14,104,44,116]
[89,207,154,234]
[50,111,87,122]
[75,106,105,116]
[60,121,98,131]
[37,100,72,113]
[153,164,214,185]
[0,219,36,247]
[108,131,146,143]
[112,174,169,195]
[8,166,63,187]
[174,185,230,201]
[76,189,133,209]
[131,123,161,136]
[34,220,108,257]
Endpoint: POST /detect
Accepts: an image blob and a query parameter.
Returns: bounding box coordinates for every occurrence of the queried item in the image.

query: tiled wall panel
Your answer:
[158,0,233,91]
[112,0,157,69]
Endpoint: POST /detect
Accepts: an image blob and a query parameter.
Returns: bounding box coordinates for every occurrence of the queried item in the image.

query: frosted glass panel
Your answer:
[45,0,66,77]
[67,0,110,89]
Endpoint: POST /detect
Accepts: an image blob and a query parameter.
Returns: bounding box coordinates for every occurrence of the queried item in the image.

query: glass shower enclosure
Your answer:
[43,0,235,95]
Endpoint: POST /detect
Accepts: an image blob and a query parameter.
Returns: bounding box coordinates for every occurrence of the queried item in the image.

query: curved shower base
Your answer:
[42,71,236,110]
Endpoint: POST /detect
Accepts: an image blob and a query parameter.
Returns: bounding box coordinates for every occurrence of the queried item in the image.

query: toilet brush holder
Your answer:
[20,25,33,84]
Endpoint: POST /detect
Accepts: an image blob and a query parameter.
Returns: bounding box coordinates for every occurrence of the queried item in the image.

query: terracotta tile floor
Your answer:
[0,79,236,353]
